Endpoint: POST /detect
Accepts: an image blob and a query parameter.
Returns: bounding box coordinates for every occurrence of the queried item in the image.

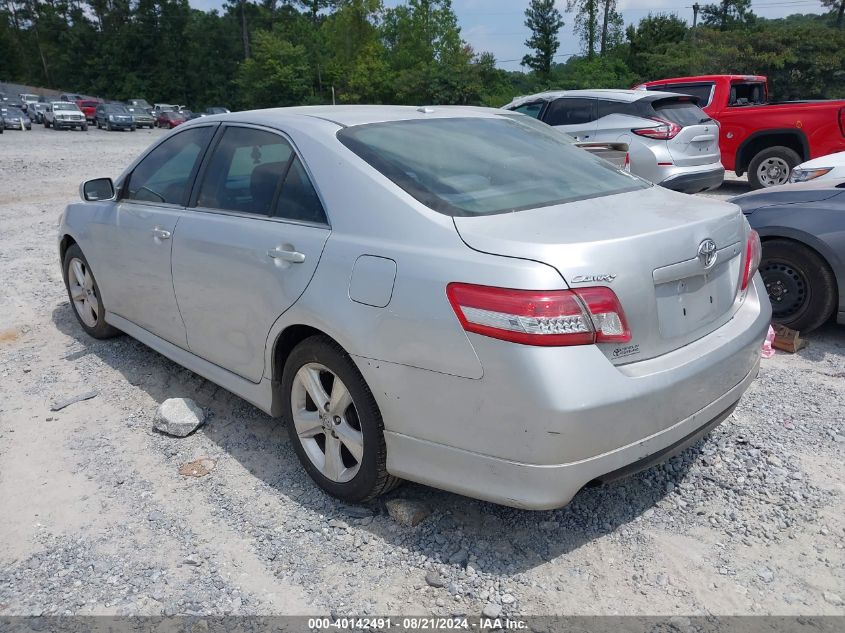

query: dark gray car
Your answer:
[730,181,845,332]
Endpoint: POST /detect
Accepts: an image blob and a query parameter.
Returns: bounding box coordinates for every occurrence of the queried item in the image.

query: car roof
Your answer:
[504,89,683,109]
[216,105,508,129]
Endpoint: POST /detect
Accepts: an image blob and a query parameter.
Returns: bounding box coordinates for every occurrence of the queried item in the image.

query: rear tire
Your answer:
[282,335,401,503]
[759,239,837,333]
[62,244,122,339]
[747,146,801,190]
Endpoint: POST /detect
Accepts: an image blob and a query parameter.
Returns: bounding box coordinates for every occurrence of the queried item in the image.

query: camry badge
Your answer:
[571,274,617,284]
[698,238,717,269]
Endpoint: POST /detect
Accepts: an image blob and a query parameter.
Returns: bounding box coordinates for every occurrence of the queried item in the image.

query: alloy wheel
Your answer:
[756,157,790,187]
[67,257,99,328]
[290,363,363,483]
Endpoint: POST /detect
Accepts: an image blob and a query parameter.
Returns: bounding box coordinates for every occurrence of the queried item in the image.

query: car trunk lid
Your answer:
[652,97,722,168]
[453,186,747,364]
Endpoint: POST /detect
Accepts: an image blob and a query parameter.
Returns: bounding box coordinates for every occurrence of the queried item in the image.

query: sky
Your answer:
[189,0,829,69]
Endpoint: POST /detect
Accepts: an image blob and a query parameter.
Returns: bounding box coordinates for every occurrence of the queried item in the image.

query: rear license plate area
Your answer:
[654,259,737,339]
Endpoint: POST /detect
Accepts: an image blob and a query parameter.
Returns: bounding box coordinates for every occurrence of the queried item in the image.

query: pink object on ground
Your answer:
[761,325,776,358]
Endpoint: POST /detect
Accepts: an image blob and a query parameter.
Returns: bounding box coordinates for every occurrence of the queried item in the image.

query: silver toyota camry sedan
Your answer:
[58,106,771,509]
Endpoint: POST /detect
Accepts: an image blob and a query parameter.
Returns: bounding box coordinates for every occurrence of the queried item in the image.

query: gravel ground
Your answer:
[0,126,843,617]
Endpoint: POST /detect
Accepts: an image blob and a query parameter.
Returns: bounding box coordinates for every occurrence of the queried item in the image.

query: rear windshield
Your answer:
[337,116,646,217]
[648,83,714,106]
[651,98,712,126]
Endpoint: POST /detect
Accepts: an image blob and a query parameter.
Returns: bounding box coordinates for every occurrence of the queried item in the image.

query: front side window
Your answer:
[543,98,598,126]
[337,116,646,217]
[124,126,214,205]
[511,102,544,119]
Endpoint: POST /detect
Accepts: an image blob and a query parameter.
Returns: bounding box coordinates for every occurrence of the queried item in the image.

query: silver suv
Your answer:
[505,89,724,193]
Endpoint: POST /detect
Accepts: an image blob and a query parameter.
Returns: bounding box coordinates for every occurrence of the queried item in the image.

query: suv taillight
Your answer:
[632,117,681,140]
[740,230,762,291]
[446,283,630,346]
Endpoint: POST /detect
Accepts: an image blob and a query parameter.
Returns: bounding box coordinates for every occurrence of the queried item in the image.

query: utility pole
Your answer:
[692,2,700,43]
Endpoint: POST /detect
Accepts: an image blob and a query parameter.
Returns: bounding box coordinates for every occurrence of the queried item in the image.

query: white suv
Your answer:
[505,89,725,193]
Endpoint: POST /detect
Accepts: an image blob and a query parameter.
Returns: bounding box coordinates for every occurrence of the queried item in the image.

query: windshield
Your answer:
[53,103,78,111]
[105,105,129,113]
[337,116,646,217]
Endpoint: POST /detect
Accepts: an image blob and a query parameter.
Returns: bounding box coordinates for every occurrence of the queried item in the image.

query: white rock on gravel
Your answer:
[153,398,206,437]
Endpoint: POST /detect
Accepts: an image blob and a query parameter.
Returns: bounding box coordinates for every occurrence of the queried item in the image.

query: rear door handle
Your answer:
[268,247,305,264]
[152,226,171,240]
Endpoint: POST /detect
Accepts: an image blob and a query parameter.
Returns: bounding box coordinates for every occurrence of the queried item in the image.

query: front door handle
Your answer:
[152,226,171,240]
[268,247,305,264]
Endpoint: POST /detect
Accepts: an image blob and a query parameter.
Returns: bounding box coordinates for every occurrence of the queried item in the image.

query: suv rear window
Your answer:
[651,98,712,127]
[647,83,714,107]
[337,116,646,217]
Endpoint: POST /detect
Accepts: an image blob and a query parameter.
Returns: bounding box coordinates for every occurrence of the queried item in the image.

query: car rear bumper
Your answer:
[660,166,725,193]
[355,275,770,509]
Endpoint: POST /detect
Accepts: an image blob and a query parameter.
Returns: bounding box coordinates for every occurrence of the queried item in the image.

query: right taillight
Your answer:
[741,230,762,291]
[632,117,681,140]
[446,283,630,347]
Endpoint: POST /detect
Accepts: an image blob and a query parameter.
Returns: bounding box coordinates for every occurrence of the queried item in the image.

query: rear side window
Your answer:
[274,157,327,224]
[337,117,646,217]
[651,99,712,126]
[648,83,714,107]
[511,102,544,119]
[196,126,293,215]
[543,98,597,126]
[597,100,639,119]
[124,126,214,205]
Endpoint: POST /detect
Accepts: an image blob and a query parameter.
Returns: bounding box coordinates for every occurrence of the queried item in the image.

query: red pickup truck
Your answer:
[635,75,845,189]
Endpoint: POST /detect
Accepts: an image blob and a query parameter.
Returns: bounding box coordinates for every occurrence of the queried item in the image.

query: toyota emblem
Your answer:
[698,238,717,269]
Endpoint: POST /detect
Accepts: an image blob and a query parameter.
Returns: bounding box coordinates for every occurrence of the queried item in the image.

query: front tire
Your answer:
[62,244,121,339]
[759,239,837,333]
[748,146,801,190]
[282,335,400,503]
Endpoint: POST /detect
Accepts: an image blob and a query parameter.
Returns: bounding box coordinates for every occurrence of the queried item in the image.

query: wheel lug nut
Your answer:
[333,416,341,425]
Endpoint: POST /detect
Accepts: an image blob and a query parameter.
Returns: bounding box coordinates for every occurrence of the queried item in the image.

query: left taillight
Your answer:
[632,117,681,140]
[740,230,762,291]
[446,283,630,347]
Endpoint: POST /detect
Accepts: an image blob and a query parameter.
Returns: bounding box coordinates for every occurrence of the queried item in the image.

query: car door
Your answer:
[542,97,598,141]
[92,125,216,347]
[171,124,331,382]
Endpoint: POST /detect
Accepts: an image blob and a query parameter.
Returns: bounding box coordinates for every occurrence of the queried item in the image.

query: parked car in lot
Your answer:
[504,89,723,193]
[95,104,135,131]
[0,106,32,130]
[127,98,153,113]
[126,106,155,129]
[59,106,770,509]
[636,75,845,189]
[44,101,87,130]
[730,181,844,332]
[30,102,48,124]
[60,92,83,102]
[154,110,187,128]
[152,103,177,118]
[790,151,845,184]
[76,99,101,122]
[18,93,39,113]
[205,106,231,115]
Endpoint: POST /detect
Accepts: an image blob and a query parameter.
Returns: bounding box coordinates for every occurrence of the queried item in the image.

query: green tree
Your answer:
[625,13,689,78]
[236,29,311,107]
[567,0,599,58]
[599,0,624,55]
[701,0,755,30]
[521,0,564,76]
[822,0,845,28]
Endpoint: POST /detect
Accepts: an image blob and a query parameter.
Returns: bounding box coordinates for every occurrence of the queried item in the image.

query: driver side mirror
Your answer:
[81,178,115,202]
